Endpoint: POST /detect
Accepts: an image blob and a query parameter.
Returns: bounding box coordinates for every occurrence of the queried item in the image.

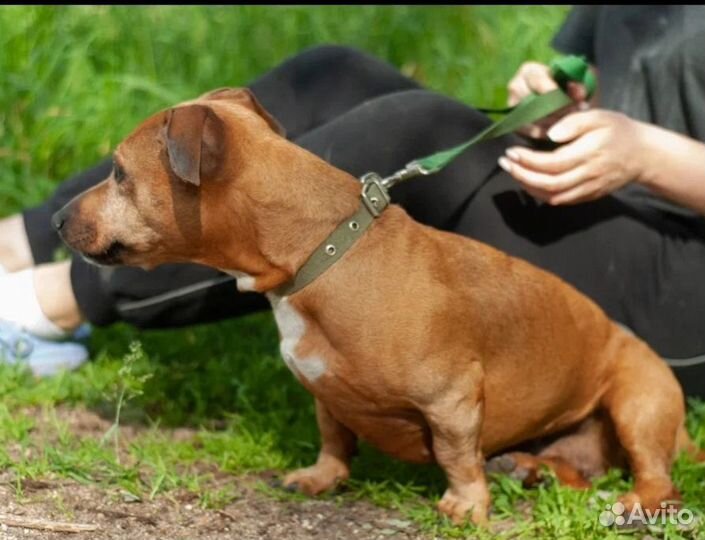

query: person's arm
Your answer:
[499,110,705,216]
[637,123,705,215]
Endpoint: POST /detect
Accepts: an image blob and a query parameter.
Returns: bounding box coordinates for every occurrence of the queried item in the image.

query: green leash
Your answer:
[380,55,595,188]
[276,55,595,296]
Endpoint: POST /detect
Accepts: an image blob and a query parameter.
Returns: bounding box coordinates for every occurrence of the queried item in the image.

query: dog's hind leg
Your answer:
[486,413,625,489]
[600,337,685,512]
[485,451,592,488]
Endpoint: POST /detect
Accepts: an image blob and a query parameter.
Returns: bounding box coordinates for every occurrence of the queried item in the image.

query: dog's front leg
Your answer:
[283,399,357,495]
[424,370,489,526]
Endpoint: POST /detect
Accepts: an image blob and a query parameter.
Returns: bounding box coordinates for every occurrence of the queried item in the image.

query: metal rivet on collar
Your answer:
[370,197,379,207]
[325,244,337,256]
[349,221,360,231]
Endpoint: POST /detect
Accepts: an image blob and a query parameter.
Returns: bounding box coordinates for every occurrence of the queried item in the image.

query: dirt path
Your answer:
[0,479,432,540]
[0,407,432,540]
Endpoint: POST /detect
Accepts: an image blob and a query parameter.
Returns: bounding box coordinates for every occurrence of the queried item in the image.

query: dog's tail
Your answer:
[677,425,705,461]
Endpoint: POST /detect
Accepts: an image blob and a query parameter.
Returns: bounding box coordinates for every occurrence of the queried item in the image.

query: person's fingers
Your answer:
[511,175,607,206]
[547,110,609,143]
[515,109,569,140]
[498,155,592,193]
[516,123,548,139]
[504,143,588,174]
[546,179,607,205]
[520,180,604,206]
[508,62,559,106]
[566,81,588,103]
[518,184,554,203]
[508,76,531,107]
[523,63,559,95]
[514,100,587,140]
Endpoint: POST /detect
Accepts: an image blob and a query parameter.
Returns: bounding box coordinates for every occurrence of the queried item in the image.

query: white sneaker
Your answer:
[0,320,88,377]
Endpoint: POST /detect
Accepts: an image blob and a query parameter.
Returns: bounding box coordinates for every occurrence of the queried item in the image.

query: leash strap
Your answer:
[382,55,595,187]
[415,89,572,173]
[276,56,594,296]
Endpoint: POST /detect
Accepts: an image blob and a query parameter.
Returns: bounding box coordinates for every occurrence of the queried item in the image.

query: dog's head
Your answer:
[54,87,359,291]
[54,88,286,270]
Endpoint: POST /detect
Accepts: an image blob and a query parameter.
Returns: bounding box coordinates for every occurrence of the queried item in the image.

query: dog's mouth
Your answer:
[81,241,128,267]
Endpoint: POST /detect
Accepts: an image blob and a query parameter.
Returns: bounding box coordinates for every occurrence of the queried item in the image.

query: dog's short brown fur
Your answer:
[55,88,699,525]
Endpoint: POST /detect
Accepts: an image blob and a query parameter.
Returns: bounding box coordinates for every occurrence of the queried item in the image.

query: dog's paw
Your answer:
[618,484,682,516]
[486,454,521,476]
[437,487,489,526]
[486,452,594,490]
[282,462,349,496]
[485,453,533,483]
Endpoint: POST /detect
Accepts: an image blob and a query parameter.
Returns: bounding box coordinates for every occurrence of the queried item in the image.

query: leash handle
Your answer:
[550,54,595,99]
[476,56,595,115]
[381,55,594,185]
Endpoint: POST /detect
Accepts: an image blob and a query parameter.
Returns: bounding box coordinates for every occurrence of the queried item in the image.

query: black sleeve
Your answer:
[551,6,600,62]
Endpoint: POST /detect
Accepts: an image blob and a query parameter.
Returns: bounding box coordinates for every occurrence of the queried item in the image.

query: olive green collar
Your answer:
[274,173,391,297]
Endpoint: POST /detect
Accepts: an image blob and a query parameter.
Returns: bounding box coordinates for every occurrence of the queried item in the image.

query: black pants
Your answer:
[23,45,705,397]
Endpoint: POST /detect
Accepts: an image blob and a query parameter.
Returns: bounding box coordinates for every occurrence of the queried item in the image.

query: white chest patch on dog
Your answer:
[225,270,257,292]
[267,294,328,383]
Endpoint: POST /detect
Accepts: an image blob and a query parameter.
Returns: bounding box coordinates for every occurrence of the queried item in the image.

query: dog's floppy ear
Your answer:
[164,104,225,186]
[201,87,286,137]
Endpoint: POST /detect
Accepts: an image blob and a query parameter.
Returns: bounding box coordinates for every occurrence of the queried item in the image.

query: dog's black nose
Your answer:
[51,210,66,232]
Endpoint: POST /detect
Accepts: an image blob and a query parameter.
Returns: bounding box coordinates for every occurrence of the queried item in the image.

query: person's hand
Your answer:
[507,61,590,139]
[498,110,647,205]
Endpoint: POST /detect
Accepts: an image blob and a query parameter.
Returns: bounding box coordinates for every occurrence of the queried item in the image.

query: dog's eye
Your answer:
[113,163,126,184]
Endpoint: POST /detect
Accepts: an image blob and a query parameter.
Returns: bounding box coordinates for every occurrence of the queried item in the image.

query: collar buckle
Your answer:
[359,172,391,217]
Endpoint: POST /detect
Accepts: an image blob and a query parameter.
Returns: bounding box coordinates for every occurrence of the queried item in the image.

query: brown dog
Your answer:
[54,88,699,525]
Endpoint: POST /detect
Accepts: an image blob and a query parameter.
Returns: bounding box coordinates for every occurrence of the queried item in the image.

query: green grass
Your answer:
[0,6,703,539]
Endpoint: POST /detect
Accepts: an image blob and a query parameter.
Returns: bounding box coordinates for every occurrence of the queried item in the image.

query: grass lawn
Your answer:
[0,6,703,539]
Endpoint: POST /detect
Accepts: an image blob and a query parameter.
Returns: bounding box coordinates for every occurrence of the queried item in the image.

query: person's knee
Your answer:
[284,44,419,98]
[296,44,367,65]
[291,44,385,76]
